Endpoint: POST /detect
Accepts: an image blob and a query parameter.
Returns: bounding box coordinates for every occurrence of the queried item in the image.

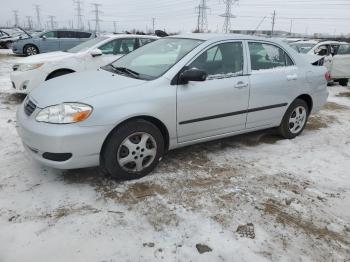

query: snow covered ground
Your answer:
[0,49,349,261]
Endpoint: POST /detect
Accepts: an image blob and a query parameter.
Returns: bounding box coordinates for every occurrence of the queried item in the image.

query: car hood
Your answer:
[15,51,77,64]
[30,69,147,108]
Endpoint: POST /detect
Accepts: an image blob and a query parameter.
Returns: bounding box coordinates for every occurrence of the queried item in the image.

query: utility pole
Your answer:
[91,3,102,33]
[74,0,84,30]
[195,0,210,33]
[289,18,293,35]
[48,15,56,29]
[34,5,42,30]
[113,21,117,33]
[271,10,276,36]
[26,16,33,30]
[12,10,19,27]
[220,0,238,33]
[88,20,91,31]
[152,18,155,32]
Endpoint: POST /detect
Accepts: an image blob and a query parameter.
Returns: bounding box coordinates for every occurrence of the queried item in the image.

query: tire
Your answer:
[5,41,12,49]
[101,119,164,180]
[24,44,39,56]
[338,79,349,87]
[278,99,309,139]
[46,70,74,81]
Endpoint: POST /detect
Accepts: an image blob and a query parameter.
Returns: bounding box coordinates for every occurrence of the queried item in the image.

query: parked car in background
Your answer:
[0,27,31,49]
[16,34,328,180]
[11,29,96,56]
[326,43,350,86]
[11,34,158,93]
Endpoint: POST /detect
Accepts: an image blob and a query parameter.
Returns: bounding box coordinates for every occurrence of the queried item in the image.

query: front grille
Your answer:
[24,99,37,116]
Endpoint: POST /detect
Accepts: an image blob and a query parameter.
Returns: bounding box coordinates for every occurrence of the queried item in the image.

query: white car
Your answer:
[10,34,158,93]
[327,43,350,86]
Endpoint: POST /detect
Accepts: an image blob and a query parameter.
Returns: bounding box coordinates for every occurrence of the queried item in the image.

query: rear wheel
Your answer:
[278,99,309,139]
[101,119,164,180]
[24,44,39,56]
[338,79,349,87]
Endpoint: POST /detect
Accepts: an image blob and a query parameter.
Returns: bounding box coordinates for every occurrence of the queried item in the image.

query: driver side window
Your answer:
[188,42,243,78]
[42,31,57,38]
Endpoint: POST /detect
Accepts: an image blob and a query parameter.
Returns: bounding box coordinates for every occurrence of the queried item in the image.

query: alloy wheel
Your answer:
[289,106,307,134]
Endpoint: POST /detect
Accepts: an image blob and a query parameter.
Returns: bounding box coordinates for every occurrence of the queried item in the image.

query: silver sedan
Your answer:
[17,34,329,180]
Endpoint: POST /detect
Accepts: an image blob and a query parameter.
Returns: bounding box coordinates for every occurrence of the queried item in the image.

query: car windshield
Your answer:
[108,38,204,80]
[290,42,316,53]
[337,44,350,55]
[67,36,108,53]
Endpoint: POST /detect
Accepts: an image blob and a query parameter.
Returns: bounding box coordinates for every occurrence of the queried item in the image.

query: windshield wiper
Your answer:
[110,65,140,79]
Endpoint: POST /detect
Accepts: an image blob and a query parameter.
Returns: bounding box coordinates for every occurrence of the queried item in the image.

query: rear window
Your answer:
[77,32,91,38]
[58,31,77,38]
[249,42,294,71]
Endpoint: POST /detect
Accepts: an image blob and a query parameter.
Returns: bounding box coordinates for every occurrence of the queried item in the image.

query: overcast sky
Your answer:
[1,0,350,35]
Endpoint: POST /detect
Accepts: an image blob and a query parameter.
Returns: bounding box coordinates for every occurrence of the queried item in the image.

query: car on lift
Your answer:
[10,34,158,93]
[11,29,96,56]
[17,34,329,180]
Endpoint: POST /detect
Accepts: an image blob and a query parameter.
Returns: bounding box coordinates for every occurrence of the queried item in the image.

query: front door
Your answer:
[177,41,250,143]
[39,31,59,52]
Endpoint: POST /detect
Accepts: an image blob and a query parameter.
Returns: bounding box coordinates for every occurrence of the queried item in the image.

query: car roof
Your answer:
[100,34,159,39]
[168,33,280,42]
[45,29,92,33]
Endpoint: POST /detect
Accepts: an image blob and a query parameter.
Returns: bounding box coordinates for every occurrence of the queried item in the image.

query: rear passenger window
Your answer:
[99,38,137,55]
[58,31,77,38]
[248,42,294,71]
[42,31,57,38]
[77,32,91,38]
[189,42,244,78]
[139,38,156,46]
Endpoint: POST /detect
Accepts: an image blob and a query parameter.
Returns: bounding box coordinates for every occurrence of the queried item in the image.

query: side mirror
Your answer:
[41,35,47,40]
[90,49,103,57]
[179,68,207,84]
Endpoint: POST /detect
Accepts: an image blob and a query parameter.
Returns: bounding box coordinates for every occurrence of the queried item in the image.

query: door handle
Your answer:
[234,82,249,89]
[287,74,298,81]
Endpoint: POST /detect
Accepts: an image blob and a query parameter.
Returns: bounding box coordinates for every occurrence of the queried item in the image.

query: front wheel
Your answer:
[278,99,309,139]
[24,44,39,56]
[101,119,164,180]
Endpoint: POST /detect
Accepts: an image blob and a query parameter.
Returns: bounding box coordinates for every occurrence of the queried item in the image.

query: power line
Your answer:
[220,0,238,33]
[195,0,210,32]
[91,3,102,32]
[74,0,84,30]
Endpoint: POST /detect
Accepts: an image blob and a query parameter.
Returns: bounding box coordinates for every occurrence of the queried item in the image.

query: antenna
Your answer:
[91,3,102,32]
[73,0,84,30]
[220,0,238,33]
[195,0,210,32]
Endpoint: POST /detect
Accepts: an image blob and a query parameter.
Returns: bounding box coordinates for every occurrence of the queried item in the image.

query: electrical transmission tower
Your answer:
[220,0,238,33]
[12,10,19,27]
[195,0,210,32]
[91,3,102,32]
[48,15,56,29]
[74,0,84,30]
[26,16,33,30]
[113,21,117,33]
[34,5,42,30]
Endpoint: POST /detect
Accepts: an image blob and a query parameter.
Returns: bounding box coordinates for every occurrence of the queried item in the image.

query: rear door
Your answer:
[246,41,297,129]
[58,31,80,50]
[177,41,250,143]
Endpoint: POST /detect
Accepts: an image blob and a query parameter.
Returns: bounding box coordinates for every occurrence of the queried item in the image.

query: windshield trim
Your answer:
[104,37,204,81]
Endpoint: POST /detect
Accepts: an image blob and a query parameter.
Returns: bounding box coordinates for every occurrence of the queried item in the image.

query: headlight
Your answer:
[36,103,92,124]
[17,63,44,71]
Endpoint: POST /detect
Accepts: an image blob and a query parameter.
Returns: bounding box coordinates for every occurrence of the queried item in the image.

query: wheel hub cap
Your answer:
[289,106,307,134]
[117,132,157,173]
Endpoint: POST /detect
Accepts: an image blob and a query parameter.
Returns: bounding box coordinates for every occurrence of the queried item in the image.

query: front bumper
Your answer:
[10,68,46,93]
[16,100,114,169]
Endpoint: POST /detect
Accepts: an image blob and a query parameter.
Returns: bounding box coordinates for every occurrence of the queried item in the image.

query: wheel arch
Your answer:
[100,115,170,158]
[295,94,313,113]
[45,68,76,81]
[23,43,39,54]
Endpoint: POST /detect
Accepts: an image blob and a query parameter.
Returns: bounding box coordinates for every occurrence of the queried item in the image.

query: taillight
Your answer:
[325,71,331,81]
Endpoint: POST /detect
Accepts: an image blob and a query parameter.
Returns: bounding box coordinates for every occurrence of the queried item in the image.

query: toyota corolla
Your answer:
[16,34,329,180]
